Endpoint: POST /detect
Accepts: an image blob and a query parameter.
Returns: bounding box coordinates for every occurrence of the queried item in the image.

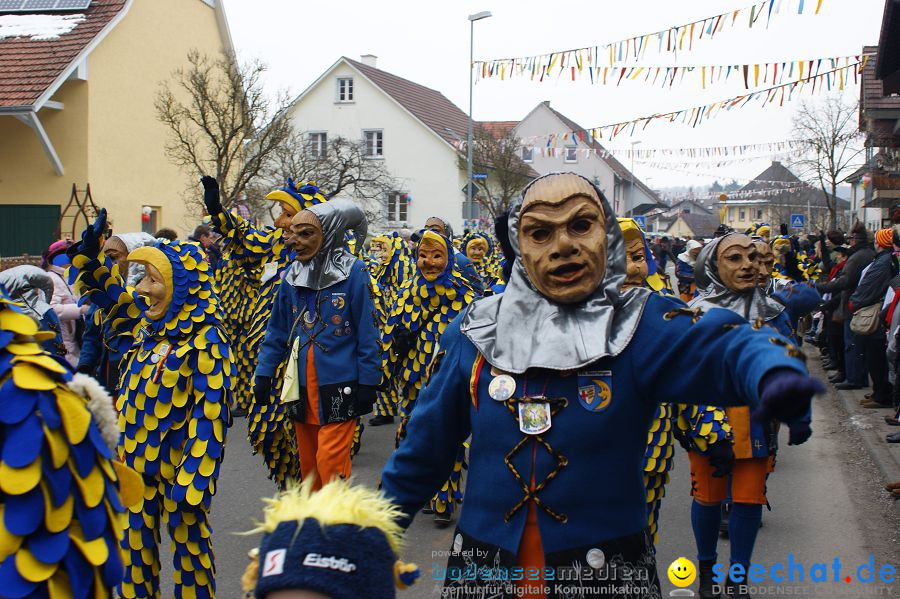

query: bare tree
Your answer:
[155,50,293,215]
[459,128,534,218]
[791,95,864,230]
[250,131,398,228]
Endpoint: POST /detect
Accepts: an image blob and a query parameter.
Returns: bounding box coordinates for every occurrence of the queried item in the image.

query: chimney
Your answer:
[541,100,551,107]
[360,54,378,68]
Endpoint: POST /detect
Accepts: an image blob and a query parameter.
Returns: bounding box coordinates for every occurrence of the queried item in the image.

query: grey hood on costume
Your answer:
[689,233,784,322]
[283,198,368,290]
[460,173,651,373]
[0,265,55,320]
[111,232,157,287]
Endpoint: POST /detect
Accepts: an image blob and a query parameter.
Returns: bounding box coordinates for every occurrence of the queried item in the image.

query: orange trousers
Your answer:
[516,443,547,599]
[293,346,356,490]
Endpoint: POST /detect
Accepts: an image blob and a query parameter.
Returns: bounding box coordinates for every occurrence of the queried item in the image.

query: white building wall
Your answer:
[284,62,465,234]
[513,103,655,216]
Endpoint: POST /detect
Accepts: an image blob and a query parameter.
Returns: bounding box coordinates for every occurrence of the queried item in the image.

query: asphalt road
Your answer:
[159,365,900,598]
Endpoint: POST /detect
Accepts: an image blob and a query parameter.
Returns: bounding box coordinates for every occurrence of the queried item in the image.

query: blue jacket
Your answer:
[76,304,131,392]
[381,294,807,554]
[256,260,381,423]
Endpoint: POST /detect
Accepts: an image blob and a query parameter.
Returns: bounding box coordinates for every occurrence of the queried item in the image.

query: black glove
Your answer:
[358,384,377,407]
[788,421,812,445]
[755,369,824,424]
[253,376,272,404]
[75,363,95,375]
[705,439,735,477]
[391,327,415,358]
[200,175,223,215]
[69,208,107,260]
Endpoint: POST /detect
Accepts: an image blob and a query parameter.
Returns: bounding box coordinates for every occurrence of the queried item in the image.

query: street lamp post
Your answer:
[467,11,492,221]
[629,140,641,218]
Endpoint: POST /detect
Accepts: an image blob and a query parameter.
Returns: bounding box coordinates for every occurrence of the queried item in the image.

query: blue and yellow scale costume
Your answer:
[462,233,504,295]
[618,218,731,547]
[382,231,477,520]
[370,233,414,419]
[210,181,328,488]
[0,286,130,599]
[212,248,261,413]
[70,228,233,599]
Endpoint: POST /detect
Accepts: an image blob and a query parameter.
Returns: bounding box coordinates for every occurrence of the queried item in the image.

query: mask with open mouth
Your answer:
[690,232,784,322]
[460,172,651,373]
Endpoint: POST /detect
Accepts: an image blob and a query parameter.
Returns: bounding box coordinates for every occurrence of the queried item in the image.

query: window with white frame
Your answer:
[564,146,577,163]
[387,192,408,223]
[364,130,383,158]
[739,209,746,221]
[337,77,354,102]
[521,146,534,162]
[755,208,763,220]
[308,132,327,159]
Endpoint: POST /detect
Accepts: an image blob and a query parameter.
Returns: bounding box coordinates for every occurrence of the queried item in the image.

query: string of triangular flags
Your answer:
[475,0,825,79]
[476,55,862,89]
[538,59,864,141]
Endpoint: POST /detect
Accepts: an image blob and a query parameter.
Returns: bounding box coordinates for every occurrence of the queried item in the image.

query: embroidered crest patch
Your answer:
[577,370,612,412]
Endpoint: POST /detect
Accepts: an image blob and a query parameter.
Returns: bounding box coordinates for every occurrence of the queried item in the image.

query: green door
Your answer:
[0,204,60,257]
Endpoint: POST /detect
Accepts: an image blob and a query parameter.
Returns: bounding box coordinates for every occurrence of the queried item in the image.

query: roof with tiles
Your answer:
[344,57,471,148]
[0,0,127,108]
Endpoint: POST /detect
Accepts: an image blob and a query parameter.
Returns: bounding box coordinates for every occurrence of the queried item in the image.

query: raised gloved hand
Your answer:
[391,327,415,358]
[755,369,824,424]
[68,208,107,260]
[253,376,272,404]
[200,175,222,216]
[788,421,812,445]
[706,439,735,477]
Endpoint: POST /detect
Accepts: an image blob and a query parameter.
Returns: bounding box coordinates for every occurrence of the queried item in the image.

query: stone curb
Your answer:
[809,351,900,509]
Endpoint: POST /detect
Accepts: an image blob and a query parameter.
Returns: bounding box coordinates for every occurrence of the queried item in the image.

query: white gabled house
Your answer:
[483,101,662,219]
[281,55,476,233]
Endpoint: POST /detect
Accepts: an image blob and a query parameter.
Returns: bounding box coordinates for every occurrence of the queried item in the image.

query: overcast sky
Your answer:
[221,0,885,189]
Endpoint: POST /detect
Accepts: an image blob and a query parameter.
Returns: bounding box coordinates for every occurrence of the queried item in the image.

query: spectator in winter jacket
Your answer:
[44,239,86,366]
[676,239,703,301]
[848,229,898,407]
[817,226,875,390]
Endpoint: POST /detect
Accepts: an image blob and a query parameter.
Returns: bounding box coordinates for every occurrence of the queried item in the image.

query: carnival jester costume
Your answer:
[69,210,233,599]
[463,233,504,295]
[382,230,477,523]
[618,218,733,549]
[381,173,822,599]
[369,233,414,424]
[254,199,379,490]
[202,177,328,489]
[0,285,142,599]
[688,232,817,599]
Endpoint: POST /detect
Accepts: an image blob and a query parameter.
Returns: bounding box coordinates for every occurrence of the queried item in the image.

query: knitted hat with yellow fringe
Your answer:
[243,478,419,599]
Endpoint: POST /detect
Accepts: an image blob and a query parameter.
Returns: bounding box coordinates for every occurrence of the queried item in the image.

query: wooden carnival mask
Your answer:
[289,210,324,263]
[717,234,759,293]
[518,176,607,304]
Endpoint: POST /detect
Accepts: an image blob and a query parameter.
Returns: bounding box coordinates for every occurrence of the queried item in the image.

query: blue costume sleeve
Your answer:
[380,318,472,528]
[775,282,821,328]
[635,300,808,408]
[77,305,102,369]
[69,253,141,340]
[349,263,382,386]
[256,279,293,379]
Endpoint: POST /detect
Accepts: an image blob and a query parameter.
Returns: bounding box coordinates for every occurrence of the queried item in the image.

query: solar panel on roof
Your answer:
[0,0,27,11]
[0,0,90,12]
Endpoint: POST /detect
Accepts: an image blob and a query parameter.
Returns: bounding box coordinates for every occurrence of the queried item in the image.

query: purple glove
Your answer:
[788,422,812,446]
[755,369,824,423]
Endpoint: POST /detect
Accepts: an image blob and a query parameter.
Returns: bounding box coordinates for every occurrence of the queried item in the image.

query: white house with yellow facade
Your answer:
[0,0,233,257]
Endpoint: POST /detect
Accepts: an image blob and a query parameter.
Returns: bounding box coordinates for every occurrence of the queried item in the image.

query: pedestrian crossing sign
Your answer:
[790,214,805,228]
[633,215,647,229]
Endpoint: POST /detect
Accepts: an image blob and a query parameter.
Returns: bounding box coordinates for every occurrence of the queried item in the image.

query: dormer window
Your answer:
[337,77,354,102]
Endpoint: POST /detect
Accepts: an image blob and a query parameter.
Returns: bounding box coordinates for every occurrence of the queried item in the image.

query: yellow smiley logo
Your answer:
[667,557,697,588]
